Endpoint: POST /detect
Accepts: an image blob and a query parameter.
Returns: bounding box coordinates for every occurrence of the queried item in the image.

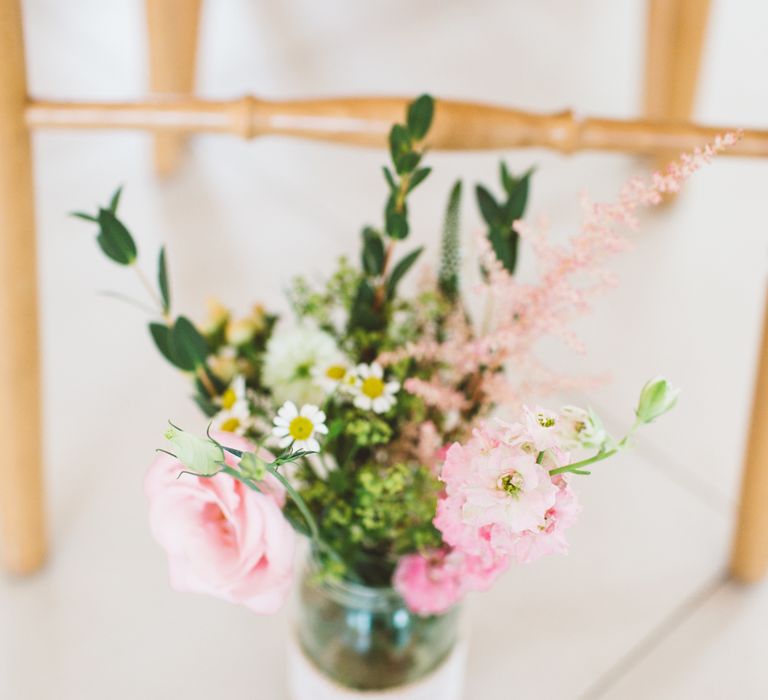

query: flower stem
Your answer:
[548,419,643,476]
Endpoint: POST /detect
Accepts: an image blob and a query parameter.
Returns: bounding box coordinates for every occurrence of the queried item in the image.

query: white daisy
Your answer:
[352,363,400,414]
[211,376,252,435]
[312,361,357,394]
[272,401,328,453]
[263,325,345,405]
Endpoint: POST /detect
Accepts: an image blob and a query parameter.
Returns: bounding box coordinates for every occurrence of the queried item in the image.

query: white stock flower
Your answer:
[263,326,344,405]
[557,406,607,449]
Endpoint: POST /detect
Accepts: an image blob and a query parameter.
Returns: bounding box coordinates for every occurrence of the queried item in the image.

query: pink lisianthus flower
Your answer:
[394,548,508,616]
[145,433,296,614]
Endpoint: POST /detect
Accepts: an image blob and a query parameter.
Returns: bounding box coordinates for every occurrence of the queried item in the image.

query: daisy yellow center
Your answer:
[220,417,241,432]
[221,387,237,410]
[289,416,314,441]
[361,376,385,399]
[325,365,346,381]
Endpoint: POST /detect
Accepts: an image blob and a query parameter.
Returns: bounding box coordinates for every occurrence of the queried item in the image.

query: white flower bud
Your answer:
[558,406,607,449]
[636,377,679,424]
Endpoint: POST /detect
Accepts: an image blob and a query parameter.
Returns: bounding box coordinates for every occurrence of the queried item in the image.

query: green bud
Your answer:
[164,426,224,476]
[635,377,679,424]
[239,451,267,481]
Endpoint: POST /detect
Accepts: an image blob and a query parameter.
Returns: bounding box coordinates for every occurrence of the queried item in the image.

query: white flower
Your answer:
[558,406,607,449]
[352,363,400,414]
[312,361,356,394]
[211,376,252,435]
[263,326,345,405]
[272,401,328,453]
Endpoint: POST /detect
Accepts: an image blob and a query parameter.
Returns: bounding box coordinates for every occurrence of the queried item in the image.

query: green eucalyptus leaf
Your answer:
[394,151,420,174]
[488,226,515,273]
[386,246,423,299]
[158,246,170,314]
[171,316,209,371]
[500,162,514,195]
[406,94,434,141]
[388,124,411,168]
[475,185,503,227]
[382,166,397,191]
[385,209,409,240]
[148,322,179,367]
[503,168,532,224]
[361,227,385,276]
[407,167,431,193]
[349,280,385,331]
[71,211,98,222]
[96,208,137,265]
[109,186,123,214]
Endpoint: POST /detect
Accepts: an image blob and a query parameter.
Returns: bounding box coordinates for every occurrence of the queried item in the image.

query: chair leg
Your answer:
[644,0,711,169]
[146,0,202,177]
[0,0,46,575]
[731,290,768,582]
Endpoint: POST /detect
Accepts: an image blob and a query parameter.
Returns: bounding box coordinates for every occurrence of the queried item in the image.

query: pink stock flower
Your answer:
[394,548,508,616]
[434,411,579,568]
[145,433,296,614]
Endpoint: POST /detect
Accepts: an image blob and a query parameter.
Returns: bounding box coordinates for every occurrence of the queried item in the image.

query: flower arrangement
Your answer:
[75,96,732,619]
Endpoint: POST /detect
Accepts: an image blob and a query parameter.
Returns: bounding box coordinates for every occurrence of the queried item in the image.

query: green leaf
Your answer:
[488,226,516,273]
[96,208,137,265]
[149,322,179,367]
[394,150,420,175]
[438,180,462,300]
[71,211,98,222]
[406,166,431,193]
[500,162,514,195]
[349,280,385,331]
[385,196,409,239]
[361,227,385,276]
[388,124,411,168]
[386,246,423,299]
[503,168,532,224]
[406,94,434,141]
[171,316,209,371]
[475,185,503,227]
[382,166,397,191]
[158,246,170,314]
[109,186,123,214]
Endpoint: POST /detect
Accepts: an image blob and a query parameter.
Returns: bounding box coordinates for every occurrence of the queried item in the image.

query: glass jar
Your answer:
[288,564,465,699]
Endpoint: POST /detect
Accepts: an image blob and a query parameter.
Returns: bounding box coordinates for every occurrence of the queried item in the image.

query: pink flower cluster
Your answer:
[380,134,738,411]
[395,407,581,615]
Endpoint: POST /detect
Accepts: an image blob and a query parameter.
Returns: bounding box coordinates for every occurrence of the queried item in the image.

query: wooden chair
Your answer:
[1,0,766,582]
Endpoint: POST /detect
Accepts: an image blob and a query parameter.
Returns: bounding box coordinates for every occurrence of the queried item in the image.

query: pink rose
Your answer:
[145,433,296,614]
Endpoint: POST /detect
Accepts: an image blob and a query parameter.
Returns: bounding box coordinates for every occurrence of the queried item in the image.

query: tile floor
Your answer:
[1,0,767,697]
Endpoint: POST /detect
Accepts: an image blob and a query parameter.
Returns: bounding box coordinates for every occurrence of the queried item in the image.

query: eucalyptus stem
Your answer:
[133,264,168,321]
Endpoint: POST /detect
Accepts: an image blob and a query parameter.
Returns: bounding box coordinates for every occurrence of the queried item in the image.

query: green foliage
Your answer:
[288,460,443,585]
[386,247,423,299]
[475,164,533,275]
[349,94,436,338]
[157,247,170,315]
[95,208,137,265]
[361,228,385,276]
[438,180,462,300]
